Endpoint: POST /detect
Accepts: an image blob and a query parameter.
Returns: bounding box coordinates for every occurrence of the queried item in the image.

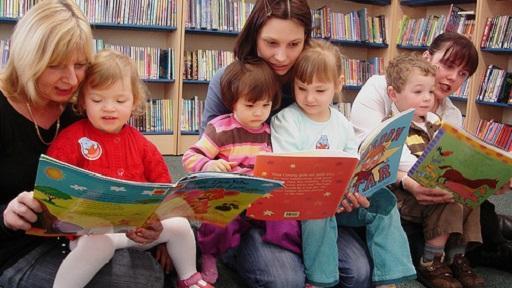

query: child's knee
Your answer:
[161,217,194,236]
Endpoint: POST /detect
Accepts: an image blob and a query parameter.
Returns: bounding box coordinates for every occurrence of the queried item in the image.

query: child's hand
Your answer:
[126,215,163,245]
[153,243,174,274]
[403,176,453,205]
[202,159,238,172]
[336,192,370,213]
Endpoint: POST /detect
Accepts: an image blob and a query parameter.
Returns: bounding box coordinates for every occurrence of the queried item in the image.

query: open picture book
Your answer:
[408,122,512,208]
[246,109,414,220]
[28,155,283,236]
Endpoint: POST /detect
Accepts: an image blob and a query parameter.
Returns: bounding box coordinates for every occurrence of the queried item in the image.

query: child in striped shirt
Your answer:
[182,59,284,284]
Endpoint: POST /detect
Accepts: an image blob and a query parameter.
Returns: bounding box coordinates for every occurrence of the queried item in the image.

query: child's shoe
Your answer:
[417,255,462,288]
[177,272,214,288]
[449,254,485,288]
[200,254,218,284]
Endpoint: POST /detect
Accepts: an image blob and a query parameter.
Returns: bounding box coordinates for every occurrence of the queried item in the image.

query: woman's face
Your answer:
[257,18,305,76]
[36,51,88,104]
[425,49,470,101]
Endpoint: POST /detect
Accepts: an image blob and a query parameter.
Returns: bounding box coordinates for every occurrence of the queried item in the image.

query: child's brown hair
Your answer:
[292,39,343,87]
[220,59,281,110]
[386,54,437,93]
[77,49,147,116]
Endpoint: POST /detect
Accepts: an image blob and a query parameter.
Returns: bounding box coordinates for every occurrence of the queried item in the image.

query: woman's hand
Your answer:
[154,243,174,274]
[495,178,512,196]
[337,192,370,213]
[3,191,42,231]
[402,175,454,205]
[202,159,237,172]
[126,215,163,245]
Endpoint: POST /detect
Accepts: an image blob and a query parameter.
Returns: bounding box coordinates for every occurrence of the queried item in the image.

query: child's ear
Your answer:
[387,86,398,102]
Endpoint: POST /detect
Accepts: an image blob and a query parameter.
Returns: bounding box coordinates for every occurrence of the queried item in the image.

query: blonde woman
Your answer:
[0,1,165,287]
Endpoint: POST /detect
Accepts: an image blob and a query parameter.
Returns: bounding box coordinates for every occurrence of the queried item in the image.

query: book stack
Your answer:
[476,120,512,152]
[129,99,173,133]
[183,49,234,81]
[181,96,204,133]
[476,65,512,104]
[185,0,254,32]
[480,15,512,49]
[341,57,384,87]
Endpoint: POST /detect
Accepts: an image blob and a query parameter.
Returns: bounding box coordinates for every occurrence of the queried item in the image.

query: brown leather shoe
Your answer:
[417,255,462,288]
[450,254,485,288]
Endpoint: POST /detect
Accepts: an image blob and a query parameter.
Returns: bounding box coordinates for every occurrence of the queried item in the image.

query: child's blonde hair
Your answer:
[0,0,93,105]
[386,54,437,93]
[77,49,147,116]
[292,39,343,86]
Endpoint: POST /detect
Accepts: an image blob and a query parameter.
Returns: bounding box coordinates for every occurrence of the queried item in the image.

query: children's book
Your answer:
[28,155,283,237]
[247,109,414,220]
[408,122,512,208]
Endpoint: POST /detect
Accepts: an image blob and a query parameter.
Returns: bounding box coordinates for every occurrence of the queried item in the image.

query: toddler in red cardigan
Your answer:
[49,49,212,288]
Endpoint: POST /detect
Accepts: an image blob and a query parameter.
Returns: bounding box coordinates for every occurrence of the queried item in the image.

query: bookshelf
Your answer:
[2,0,511,154]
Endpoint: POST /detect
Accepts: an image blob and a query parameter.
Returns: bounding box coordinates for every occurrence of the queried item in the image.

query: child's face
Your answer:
[233,97,272,129]
[389,69,435,121]
[294,77,337,122]
[83,77,134,134]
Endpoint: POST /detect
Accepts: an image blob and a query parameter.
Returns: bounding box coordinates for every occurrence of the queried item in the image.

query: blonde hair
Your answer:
[0,0,93,105]
[292,39,343,86]
[77,49,147,116]
[386,54,437,93]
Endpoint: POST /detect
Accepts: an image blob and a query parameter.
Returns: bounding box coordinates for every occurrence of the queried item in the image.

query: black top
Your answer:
[0,91,80,271]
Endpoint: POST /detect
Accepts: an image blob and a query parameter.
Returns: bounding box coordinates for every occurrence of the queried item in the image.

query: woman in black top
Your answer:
[0,1,165,287]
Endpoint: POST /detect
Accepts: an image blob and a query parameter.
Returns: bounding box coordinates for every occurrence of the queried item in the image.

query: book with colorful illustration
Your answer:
[247,109,414,220]
[408,122,512,208]
[28,155,283,237]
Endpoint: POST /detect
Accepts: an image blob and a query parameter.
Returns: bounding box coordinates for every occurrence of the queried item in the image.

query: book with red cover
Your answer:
[247,109,414,220]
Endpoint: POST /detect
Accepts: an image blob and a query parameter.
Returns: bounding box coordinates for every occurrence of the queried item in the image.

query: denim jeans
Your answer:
[0,240,164,288]
[221,227,371,288]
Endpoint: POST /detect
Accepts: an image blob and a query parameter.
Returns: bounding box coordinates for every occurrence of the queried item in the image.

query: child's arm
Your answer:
[142,140,172,183]
[182,123,229,172]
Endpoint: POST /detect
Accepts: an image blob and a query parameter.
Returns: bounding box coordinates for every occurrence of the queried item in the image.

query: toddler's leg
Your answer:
[301,217,339,287]
[53,235,115,288]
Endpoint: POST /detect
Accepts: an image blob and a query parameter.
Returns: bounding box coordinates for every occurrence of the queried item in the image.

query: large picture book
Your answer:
[408,122,512,208]
[28,155,283,237]
[247,109,414,220]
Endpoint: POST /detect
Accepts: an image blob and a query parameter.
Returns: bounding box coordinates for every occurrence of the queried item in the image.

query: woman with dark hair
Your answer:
[352,32,512,287]
[201,1,372,287]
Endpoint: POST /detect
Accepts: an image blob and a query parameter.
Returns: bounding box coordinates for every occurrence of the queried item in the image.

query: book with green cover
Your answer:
[28,155,283,236]
[408,122,512,207]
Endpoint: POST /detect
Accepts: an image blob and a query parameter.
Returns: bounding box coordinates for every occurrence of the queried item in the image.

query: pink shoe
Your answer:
[200,254,219,284]
[177,272,214,288]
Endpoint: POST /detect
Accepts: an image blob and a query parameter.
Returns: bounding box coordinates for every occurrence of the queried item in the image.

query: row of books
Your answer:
[476,65,512,104]
[342,57,384,87]
[185,0,253,32]
[94,39,175,81]
[0,0,177,27]
[480,15,512,49]
[451,78,471,99]
[129,99,173,133]
[183,49,234,81]
[476,119,512,152]
[0,39,8,69]
[181,96,204,133]
[397,5,475,47]
[312,7,386,44]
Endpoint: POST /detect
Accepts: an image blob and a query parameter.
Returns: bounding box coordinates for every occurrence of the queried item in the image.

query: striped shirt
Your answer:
[182,114,271,174]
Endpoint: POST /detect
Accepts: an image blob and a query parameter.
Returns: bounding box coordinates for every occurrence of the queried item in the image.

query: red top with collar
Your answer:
[47,119,171,183]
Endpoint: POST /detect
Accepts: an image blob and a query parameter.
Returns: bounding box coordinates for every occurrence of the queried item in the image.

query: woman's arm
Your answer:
[200,67,230,135]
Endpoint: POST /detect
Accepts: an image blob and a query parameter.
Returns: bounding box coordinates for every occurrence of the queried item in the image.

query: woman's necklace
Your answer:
[25,102,61,145]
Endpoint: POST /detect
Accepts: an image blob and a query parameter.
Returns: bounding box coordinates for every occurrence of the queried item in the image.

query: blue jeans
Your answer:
[0,240,164,288]
[222,227,371,288]
[337,188,416,285]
